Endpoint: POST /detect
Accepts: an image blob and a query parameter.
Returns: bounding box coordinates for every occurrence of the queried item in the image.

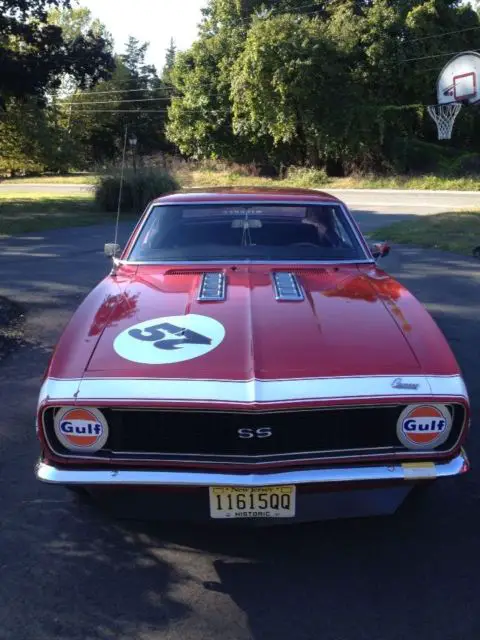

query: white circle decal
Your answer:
[114,314,226,364]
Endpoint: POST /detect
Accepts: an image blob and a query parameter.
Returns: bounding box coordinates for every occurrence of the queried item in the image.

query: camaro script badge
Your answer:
[391,377,420,390]
[114,314,226,365]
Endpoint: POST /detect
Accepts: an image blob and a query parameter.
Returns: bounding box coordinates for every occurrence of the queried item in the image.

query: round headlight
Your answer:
[54,407,109,452]
[396,403,452,450]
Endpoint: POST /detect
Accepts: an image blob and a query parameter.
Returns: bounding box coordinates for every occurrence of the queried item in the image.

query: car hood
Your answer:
[78,262,427,383]
[41,263,467,406]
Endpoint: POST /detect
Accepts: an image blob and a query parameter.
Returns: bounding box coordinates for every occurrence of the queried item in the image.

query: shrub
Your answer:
[386,138,459,175]
[184,158,266,177]
[285,166,328,187]
[449,153,480,177]
[95,167,179,213]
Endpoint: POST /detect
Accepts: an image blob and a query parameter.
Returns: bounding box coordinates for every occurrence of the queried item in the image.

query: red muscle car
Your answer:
[35,187,470,522]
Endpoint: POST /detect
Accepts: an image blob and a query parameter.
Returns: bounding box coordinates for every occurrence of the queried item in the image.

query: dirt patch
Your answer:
[0,296,26,361]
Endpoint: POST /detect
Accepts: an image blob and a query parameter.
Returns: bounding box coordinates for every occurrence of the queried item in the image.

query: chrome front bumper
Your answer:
[36,450,469,487]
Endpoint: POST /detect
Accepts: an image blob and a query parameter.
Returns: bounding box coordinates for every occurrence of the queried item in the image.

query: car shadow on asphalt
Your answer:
[102,473,479,640]
[0,490,192,640]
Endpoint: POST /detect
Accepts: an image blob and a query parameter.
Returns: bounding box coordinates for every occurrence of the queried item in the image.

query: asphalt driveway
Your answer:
[0,217,479,640]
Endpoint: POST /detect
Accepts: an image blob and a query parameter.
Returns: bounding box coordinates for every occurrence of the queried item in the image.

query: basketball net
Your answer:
[427,103,463,140]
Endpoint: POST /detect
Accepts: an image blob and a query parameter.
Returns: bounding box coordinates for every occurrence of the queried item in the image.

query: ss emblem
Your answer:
[237,427,272,439]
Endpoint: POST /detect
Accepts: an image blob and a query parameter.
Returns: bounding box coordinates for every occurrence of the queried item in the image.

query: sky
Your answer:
[77,0,207,71]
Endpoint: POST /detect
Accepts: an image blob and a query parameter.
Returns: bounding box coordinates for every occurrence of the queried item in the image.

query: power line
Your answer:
[422,65,445,72]
[63,97,171,105]
[68,106,230,114]
[56,87,179,99]
[64,87,165,95]
[69,109,169,113]
[402,47,480,63]
[405,24,480,43]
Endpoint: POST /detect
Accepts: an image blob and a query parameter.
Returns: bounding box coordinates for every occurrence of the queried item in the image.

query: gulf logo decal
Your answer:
[54,407,109,452]
[397,404,452,449]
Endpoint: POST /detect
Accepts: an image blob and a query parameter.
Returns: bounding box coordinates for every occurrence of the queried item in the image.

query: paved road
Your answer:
[0,182,94,193]
[0,182,478,217]
[331,188,479,233]
[0,214,479,640]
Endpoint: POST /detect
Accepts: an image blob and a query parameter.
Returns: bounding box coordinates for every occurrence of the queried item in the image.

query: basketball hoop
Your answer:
[427,102,462,140]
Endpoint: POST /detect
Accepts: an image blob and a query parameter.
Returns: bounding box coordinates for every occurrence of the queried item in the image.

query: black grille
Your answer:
[43,404,466,464]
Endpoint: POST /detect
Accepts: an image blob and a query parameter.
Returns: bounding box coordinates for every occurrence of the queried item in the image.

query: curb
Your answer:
[0,184,479,196]
[320,188,480,196]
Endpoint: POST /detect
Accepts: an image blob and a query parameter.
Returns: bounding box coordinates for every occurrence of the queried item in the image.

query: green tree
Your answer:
[0,2,116,174]
[231,14,352,165]
[48,5,112,41]
[65,38,172,167]
[166,0,480,174]
[0,0,114,101]
[166,27,250,160]
[163,37,177,85]
[0,101,49,175]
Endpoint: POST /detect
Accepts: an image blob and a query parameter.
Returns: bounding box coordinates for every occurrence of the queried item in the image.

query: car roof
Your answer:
[151,186,342,205]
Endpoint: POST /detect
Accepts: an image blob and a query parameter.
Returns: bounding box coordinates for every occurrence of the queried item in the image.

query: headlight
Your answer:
[397,404,452,450]
[54,407,109,453]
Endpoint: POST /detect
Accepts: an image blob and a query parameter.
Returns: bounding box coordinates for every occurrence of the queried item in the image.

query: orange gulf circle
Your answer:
[59,408,103,447]
[401,405,447,445]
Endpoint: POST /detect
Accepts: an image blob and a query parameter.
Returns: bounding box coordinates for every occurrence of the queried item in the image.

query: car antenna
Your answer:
[109,123,129,274]
[115,124,129,249]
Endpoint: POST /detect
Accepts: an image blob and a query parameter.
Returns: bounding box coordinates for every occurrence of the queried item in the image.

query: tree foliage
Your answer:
[162,37,177,85]
[0,0,114,101]
[64,37,172,168]
[166,0,480,173]
[3,0,480,177]
[0,3,117,175]
[165,18,266,162]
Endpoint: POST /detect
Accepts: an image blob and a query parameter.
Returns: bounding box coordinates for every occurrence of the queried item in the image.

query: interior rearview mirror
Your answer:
[104,243,121,258]
[369,241,390,260]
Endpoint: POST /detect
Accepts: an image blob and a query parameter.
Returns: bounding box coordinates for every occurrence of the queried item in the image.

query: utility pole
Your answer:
[129,132,138,172]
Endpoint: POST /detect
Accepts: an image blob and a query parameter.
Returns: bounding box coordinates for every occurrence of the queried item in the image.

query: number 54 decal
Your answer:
[129,322,212,351]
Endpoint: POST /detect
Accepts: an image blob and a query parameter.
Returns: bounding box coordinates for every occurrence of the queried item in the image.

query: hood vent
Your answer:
[166,270,205,276]
[272,272,304,301]
[198,272,226,301]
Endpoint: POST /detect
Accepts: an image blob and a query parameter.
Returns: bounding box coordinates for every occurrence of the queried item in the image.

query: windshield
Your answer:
[126,203,367,262]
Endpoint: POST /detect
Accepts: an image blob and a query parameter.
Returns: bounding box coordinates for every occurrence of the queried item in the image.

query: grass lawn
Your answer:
[2,167,480,191]
[370,210,480,257]
[175,166,480,192]
[0,191,118,235]
[326,175,480,191]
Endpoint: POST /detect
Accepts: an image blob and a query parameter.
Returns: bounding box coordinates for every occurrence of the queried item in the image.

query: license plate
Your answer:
[209,486,296,519]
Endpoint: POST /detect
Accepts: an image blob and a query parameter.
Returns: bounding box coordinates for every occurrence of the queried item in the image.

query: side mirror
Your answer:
[104,243,121,258]
[369,241,390,260]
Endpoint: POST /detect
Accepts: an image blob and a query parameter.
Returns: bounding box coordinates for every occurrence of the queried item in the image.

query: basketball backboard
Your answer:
[428,51,480,139]
[437,51,480,105]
